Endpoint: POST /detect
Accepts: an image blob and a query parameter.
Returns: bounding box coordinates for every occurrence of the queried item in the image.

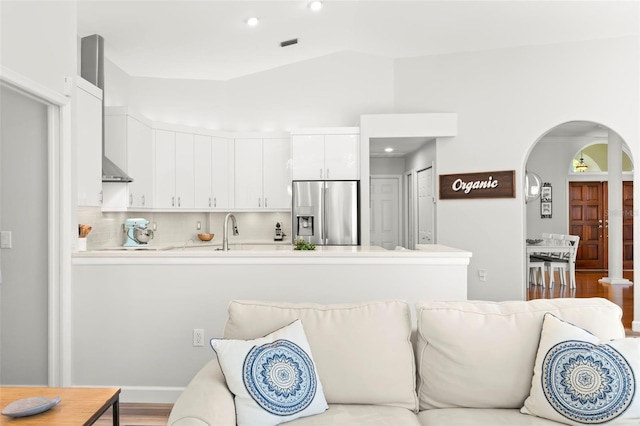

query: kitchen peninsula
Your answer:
[71,244,470,403]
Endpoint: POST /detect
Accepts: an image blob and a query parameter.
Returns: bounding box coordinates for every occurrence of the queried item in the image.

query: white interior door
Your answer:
[370,177,400,249]
[417,167,435,244]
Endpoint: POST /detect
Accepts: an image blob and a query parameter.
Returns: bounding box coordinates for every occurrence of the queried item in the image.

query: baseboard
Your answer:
[118,386,185,404]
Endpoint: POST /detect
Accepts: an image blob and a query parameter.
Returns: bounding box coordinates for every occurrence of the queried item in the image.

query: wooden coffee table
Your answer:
[0,387,120,425]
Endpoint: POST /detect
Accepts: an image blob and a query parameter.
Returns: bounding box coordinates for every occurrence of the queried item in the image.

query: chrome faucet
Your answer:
[222,213,239,251]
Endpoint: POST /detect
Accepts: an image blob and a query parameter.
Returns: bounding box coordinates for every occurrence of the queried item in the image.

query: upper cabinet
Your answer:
[76,78,103,206]
[234,138,290,210]
[104,109,154,209]
[194,134,233,209]
[291,129,359,180]
[102,108,154,211]
[154,130,195,209]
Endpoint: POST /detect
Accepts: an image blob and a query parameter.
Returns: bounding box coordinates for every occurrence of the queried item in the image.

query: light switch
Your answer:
[1,231,12,249]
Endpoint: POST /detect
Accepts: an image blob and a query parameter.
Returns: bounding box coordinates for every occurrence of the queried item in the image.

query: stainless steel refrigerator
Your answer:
[292,181,359,245]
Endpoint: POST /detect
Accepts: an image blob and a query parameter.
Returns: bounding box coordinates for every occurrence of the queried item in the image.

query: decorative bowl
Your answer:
[197,233,214,242]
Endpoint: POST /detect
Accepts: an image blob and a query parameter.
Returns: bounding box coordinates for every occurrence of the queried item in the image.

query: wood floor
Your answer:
[527,270,635,333]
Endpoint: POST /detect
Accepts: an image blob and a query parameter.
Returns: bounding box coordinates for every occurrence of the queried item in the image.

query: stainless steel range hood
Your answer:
[80,34,133,183]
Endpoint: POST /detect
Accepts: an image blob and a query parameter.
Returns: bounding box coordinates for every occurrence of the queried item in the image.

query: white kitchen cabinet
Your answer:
[126,117,154,208]
[234,139,263,209]
[175,132,195,208]
[291,132,359,180]
[76,78,103,206]
[234,138,290,210]
[263,139,291,209]
[211,137,233,209]
[194,135,233,209]
[154,130,195,209]
[194,135,213,209]
[102,108,154,210]
[154,130,177,208]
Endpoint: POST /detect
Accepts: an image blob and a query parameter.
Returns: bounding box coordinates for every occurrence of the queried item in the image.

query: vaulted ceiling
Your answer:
[77,1,639,81]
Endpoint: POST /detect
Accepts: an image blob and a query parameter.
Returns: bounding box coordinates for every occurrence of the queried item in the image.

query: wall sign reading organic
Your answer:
[439,170,516,199]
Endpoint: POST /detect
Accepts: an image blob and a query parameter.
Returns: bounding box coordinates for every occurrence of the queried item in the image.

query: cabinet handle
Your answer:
[320,168,323,179]
[129,193,133,206]
[178,196,181,207]
[265,197,268,207]
[214,197,217,208]
[99,190,103,204]
[327,168,330,179]
[209,197,212,207]
[258,198,261,207]
[141,195,145,206]
[172,196,175,207]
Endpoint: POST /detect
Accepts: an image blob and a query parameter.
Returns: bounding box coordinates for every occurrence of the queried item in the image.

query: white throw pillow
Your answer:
[522,313,639,425]
[211,320,328,426]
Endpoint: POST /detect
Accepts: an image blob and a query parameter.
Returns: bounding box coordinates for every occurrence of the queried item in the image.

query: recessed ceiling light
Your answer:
[246,17,259,26]
[384,147,394,153]
[309,1,323,11]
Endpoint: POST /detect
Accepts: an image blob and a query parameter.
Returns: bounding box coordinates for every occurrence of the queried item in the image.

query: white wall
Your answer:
[0,87,49,385]
[395,36,639,301]
[0,0,77,95]
[105,51,395,132]
[370,157,405,175]
[405,140,436,174]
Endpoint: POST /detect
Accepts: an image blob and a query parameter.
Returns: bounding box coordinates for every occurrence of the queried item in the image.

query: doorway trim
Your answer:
[0,66,72,386]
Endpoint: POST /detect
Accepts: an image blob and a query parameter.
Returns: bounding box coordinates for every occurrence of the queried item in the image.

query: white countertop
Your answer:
[73,243,472,265]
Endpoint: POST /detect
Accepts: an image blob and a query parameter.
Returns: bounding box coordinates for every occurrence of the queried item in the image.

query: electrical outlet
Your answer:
[478,269,487,282]
[193,329,204,347]
[152,222,157,231]
[1,231,12,249]
[197,221,201,230]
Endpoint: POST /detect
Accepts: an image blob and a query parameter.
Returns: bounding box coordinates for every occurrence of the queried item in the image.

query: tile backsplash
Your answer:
[77,207,292,250]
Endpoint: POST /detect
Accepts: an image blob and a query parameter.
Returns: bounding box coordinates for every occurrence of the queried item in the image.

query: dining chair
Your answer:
[548,235,580,288]
[528,233,554,288]
[528,257,547,288]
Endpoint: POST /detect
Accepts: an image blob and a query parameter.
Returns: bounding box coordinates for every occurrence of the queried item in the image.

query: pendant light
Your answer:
[575,152,588,172]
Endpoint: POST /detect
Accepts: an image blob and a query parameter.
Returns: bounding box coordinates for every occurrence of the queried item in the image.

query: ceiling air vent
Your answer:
[280,38,298,48]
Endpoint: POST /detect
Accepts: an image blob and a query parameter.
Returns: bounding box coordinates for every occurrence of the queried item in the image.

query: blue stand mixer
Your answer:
[123,218,154,247]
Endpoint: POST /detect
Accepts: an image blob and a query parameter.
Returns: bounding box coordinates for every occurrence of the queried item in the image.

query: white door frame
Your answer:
[370,175,403,248]
[404,169,418,249]
[0,66,72,387]
[416,165,435,245]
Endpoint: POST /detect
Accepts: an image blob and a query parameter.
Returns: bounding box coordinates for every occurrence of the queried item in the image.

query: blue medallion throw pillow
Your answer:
[211,319,328,426]
[522,313,639,425]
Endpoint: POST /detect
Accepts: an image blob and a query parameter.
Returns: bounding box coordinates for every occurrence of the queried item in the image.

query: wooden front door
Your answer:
[569,182,605,269]
[622,181,634,269]
[569,181,634,269]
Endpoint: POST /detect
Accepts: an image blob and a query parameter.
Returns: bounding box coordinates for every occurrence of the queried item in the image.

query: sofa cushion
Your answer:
[211,320,328,426]
[287,404,420,425]
[418,408,564,425]
[223,300,418,411]
[522,313,640,425]
[416,298,625,410]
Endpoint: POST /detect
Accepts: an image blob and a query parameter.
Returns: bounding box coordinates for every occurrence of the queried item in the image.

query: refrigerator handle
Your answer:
[323,183,327,244]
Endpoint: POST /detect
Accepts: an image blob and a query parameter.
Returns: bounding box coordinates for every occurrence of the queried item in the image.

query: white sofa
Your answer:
[168,298,626,426]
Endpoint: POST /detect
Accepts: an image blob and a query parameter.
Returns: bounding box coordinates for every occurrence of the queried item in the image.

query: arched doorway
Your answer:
[524,120,635,329]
